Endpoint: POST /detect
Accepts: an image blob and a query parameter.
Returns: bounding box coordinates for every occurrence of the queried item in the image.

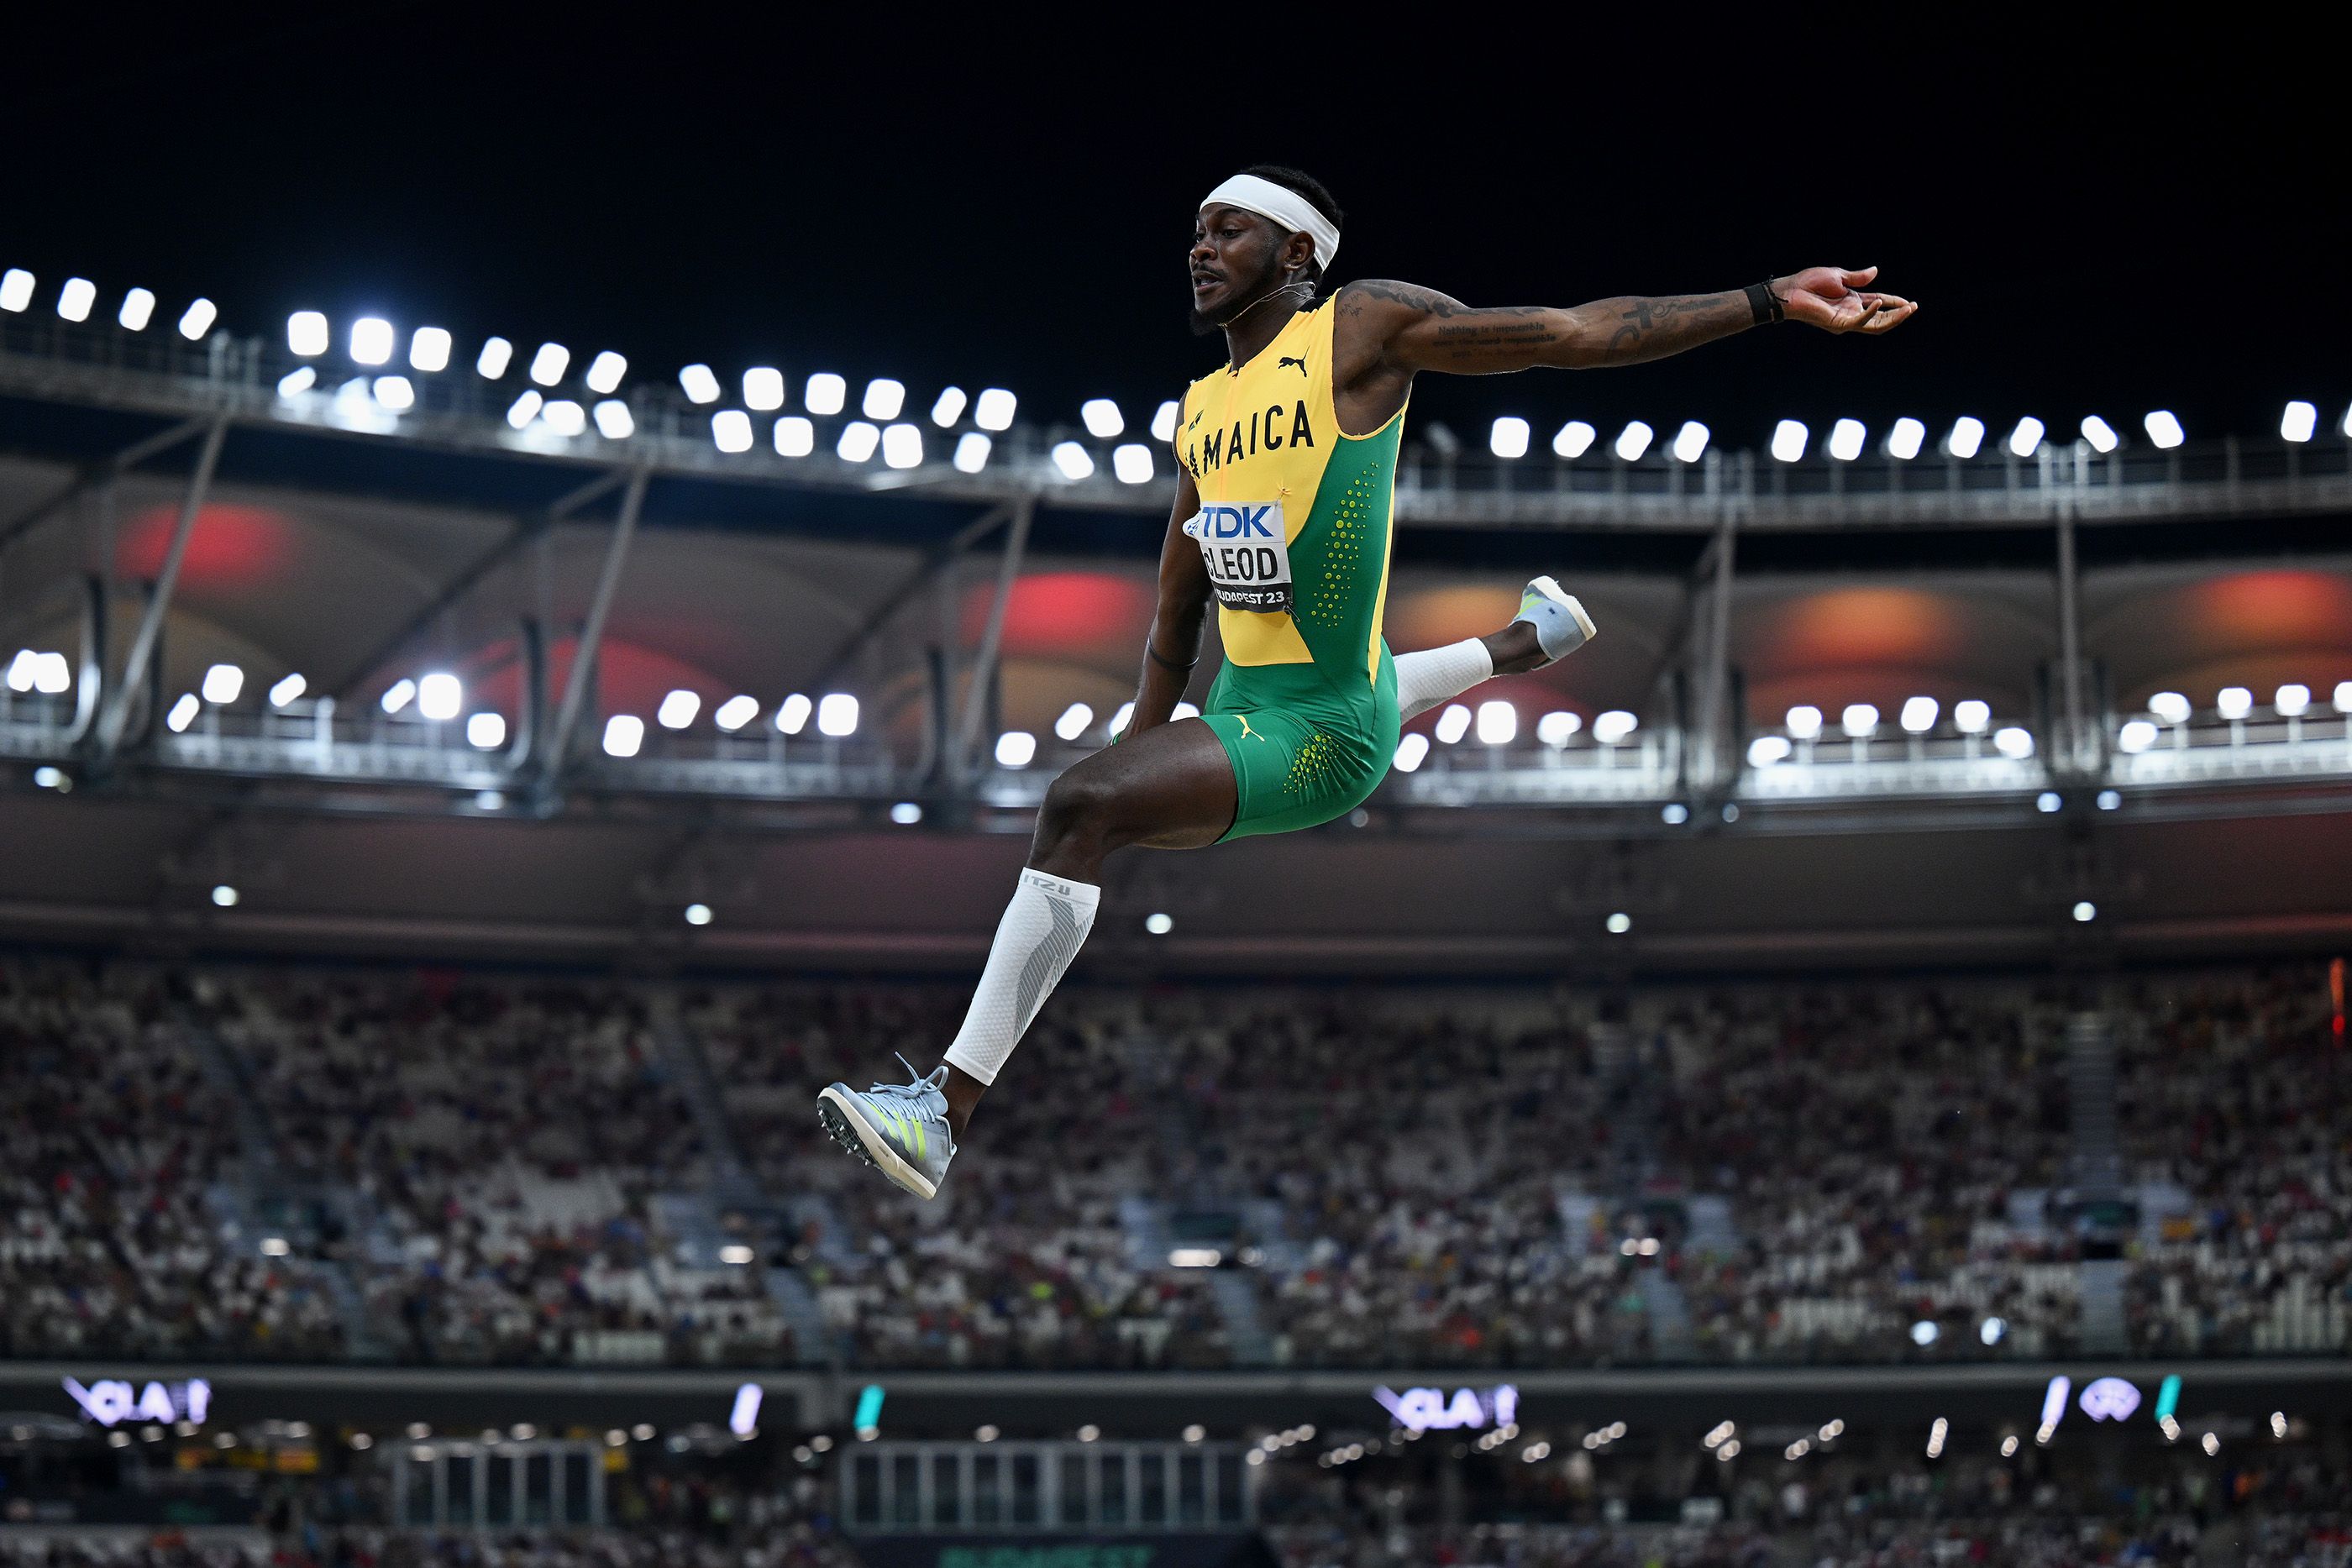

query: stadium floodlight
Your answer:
[656,690,701,729]
[713,695,759,732]
[1899,695,1939,733]
[1081,398,1124,438]
[2117,719,2158,753]
[276,366,317,398]
[2281,400,2318,443]
[1769,419,1809,462]
[417,673,462,721]
[1945,416,1986,458]
[2143,410,2185,448]
[1785,705,1824,740]
[1841,702,1879,737]
[2276,683,2312,717]
[2008,416,2045,457]
[2148,690,2192,724]
[1672,421,1710,463]
[1476,699,1517,744]
[1051,440,1095,480]
[711,409,753,453]
[680,364,722,404]
[202,663,244,705]
[863,378,906,420]
[1536,711,1581,747]
[373,375,415,411]
[774,416,814,456]
[1392,732,1431,773]
[1054,702,1094,741]
[165,692,201,732]
[1112,443,1153,484]
[288,311,329,356]
[30,653,68,695]
[1435,703,1473,743]
[1747,734,1792,767]
[5,650,34,692]
[1145,912,1174,936]
[507,390,544,429]
[528,343,570,386]
[601,714,644,758]
[804,372,847,414]
[592,400,634,439]
[2080,415,2120,453]
[349,317,394,365]
[1887,417,1926,459]
[953,432,991,472]
[816,693,858,737]
[1613,420,1654,462]
[1152,400,1179,442]
[1593,710,1638,744]
[2216,685,2253,719]
[268,673,306,708]
[466,712,506,749]
[1552,420,1597,459]
[837,421,881,462]
[118,287,156,331]
[995,730,1037,768]
[409,327,452,372]
[881,422,923,469]
[1992,726,2034,758]
[2336,681,2352,715]
[1954,699,1991,734]
[890,801,922,825]
[211,884,239,908]
[381,678,417,715]
[2037,791,2062,813]
[685,903,713,926]
[1827,418,1866,461]
[1489,417,1530,459]
[741,367,784,410]
[585,351,627,395]
[57,277,96,322]
[0,269,32,312]
[1111,701,1135,737]
[475,336,513,379]
[974,387,1018,430]
[931,386,968,426]
[2073,900,2097,923]
[177,298,218,339]
[775,693,812,735]
[1605,911,1632,935]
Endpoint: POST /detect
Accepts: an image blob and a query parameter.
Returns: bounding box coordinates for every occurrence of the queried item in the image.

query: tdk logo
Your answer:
[1201,505,1274,539]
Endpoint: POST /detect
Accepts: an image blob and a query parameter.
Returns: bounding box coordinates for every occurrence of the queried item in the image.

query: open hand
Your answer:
[1775,266,1917,334]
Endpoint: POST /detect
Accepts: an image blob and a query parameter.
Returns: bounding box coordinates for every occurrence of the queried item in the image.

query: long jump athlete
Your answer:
[822,166,1915,1196]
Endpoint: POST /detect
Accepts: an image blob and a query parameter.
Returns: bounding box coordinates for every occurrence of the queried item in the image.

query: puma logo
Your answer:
[1236,716,1263,742]
[1186,408,1205,432]
[1278,355,1308,375]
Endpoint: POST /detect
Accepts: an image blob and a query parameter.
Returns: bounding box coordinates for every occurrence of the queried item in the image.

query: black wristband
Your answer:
[1745,280,1784,326]
[1147,643,1199,674]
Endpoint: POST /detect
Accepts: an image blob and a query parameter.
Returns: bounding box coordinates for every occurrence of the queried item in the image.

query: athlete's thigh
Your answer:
[1052,716,1238,852]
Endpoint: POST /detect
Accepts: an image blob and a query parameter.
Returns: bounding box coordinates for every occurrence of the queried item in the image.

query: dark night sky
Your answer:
[5,12,2339,454]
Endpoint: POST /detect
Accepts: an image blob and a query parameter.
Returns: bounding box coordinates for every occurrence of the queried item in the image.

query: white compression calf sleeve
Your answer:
[941,868,1100,1086]
[1394,637,1494,723]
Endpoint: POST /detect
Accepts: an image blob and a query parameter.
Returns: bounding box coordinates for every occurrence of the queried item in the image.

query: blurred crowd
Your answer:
[3,954,2342,1371]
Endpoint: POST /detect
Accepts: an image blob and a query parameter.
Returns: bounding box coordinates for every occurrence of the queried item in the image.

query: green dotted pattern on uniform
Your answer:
[1285,727,1340,795]
[1295,459,1381,632]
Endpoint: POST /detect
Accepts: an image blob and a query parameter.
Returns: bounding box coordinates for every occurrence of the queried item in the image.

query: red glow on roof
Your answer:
[1749,587,1968,671]
[455,636,724,716]
[961,573,1154,657]
[115,505,297,585]
[2188,571,2352,645]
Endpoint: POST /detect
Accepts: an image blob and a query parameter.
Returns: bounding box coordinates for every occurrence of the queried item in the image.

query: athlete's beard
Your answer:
[1189,247,1290,338]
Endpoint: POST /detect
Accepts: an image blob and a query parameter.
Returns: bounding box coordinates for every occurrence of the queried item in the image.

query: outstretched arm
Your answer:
[1118,463,1209,741]
[1341,267,1916,378]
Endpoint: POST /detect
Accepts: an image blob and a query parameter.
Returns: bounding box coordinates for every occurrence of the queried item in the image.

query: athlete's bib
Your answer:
[1183,503,1292,615]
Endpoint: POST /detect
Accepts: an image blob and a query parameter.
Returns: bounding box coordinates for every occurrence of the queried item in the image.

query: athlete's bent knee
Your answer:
[1033,767,1123,867]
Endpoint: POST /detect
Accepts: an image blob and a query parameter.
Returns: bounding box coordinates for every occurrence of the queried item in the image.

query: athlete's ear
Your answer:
[1284,229,1317,279]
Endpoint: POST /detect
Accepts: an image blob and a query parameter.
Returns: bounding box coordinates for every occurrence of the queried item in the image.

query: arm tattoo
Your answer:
[1597,293,1748,364]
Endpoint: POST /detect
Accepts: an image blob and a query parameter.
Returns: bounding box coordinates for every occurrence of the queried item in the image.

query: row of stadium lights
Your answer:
[20,266,2348,467]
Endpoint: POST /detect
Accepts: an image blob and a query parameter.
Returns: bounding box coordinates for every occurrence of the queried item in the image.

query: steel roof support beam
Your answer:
[88,415,228,764]
[951,494,1034,784]
[0,416,212,554]
[536,464,650,788]
[804,501,1013,695]
[1689,510,1740,795]
[326,465,634,701]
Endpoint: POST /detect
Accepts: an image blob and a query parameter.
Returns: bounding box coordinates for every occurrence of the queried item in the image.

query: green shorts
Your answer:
[1199,644,1400,842]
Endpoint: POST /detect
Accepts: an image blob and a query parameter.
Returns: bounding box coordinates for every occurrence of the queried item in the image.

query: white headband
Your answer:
[1200,174,1340,272]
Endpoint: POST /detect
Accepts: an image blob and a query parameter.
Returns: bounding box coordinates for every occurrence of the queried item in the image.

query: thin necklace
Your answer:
[1225,281,1313,370]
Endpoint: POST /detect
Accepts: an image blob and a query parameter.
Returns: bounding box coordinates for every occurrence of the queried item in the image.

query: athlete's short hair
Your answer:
[1239,165,1343,292]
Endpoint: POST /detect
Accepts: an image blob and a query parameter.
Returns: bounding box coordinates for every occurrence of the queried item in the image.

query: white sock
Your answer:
[941,868,1100,1087]
[1394,637,1494,723]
